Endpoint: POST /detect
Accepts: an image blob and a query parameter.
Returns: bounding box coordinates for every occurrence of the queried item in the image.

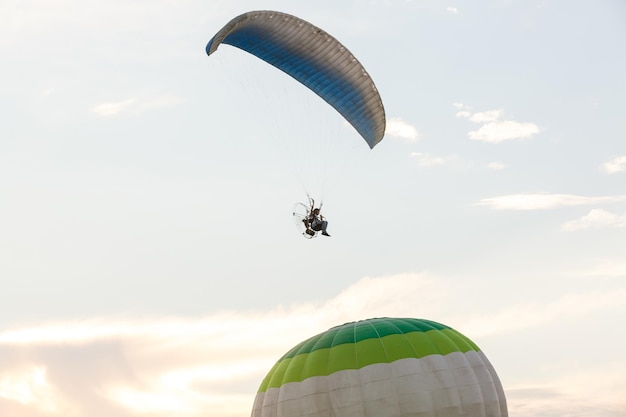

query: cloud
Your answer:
[0,272,624,417]
[0,273,442,417]
[446,6,459,14]
[461,287,626,338]
[578,259,626,278]
[468,110,502,123]
[410,152,459,167]
[385,117,420,142]
[92,99,137,116]
[506,366,626,417]
[602,155,626,174]
[475,193,626,210]
[0,366,74,415]
[469,120,540,143]
[487,162,507,170]
[92,96,183,117]
[562,208,626,231]
[456,105,540,143]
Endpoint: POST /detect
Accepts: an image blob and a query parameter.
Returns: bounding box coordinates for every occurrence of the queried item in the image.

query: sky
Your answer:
[1,0,625,416]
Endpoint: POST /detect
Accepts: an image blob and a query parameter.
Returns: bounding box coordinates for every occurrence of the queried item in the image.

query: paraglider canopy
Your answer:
[252,317,508,417]
[206,10,386,148]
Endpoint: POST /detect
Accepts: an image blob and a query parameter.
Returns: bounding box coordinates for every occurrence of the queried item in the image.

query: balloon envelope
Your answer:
[252,317,508,417]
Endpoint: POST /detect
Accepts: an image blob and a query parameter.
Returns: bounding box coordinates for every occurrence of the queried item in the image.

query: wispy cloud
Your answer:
[578,259,626,278]
[0,273,440,417]
[92,98,137,116]
[446,6,459,14]
[506,365,626,417]
[92,96,183,117]
[562,208,626,231]
[0,272,624,417]
[475,193,626,210]
[602,155,626,174]
[0,366,78,416]
[461,287,626,338]
[455,104,540,143]
[410,152,458,167]
[386,117,420,142]
[487,162,507,171]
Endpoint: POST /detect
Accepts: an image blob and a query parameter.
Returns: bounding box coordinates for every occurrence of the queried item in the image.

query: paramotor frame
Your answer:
[292,202,316,239]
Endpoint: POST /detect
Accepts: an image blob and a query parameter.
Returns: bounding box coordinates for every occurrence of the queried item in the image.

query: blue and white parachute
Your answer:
[206,10,386,148]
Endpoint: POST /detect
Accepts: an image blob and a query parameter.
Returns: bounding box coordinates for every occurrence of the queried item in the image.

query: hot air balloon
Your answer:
[252,317,508,417]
